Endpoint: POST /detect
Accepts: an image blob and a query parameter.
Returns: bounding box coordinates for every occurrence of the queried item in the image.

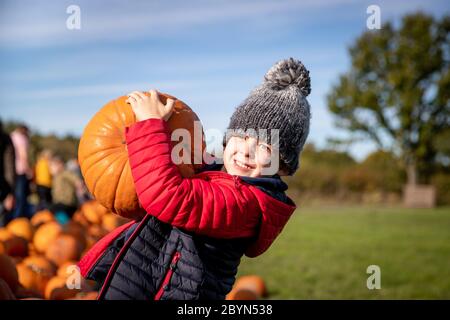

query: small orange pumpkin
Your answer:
[17,256,56,295]
[28,243,38,257]
[30,210,55,228]
[7,218,34,241]
[88,224,108,238]
[1,235,28,257]
[102,213,129,232]
[226,288,259,300]
[0,253,20,294]
[0,278,16,300]
[45,234,84,267]
[232,275,267,298]
[72,210,90,228]
[81,200,107,225]
[45,276,80,300]
[64,221,86,239]
[57,261,78,278]
[63,221,87,252]
[68,291,98,300]
[33,221,63,253]
[0,228,13,241]
[83,225,108,251]
[15,285,44,299]
[78,93,205,219]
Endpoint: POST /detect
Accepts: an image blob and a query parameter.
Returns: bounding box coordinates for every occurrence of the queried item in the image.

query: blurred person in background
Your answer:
[66,158,91,203]
[49,155,82,221]
[0,120,16,227]
[10,124,32,219]
[35,149,53,210]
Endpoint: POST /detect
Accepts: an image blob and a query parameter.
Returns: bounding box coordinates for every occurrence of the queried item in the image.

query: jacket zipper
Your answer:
[97,214,152,300]
[154,251,181,300]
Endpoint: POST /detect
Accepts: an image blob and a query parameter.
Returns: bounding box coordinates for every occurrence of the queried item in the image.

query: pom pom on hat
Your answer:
[264,57,311,97]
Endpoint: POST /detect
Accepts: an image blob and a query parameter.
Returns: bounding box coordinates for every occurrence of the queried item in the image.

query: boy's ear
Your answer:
[277,168,289,176]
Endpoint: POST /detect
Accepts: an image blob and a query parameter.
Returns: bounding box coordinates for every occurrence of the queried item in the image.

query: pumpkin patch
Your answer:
[0,200,129,299]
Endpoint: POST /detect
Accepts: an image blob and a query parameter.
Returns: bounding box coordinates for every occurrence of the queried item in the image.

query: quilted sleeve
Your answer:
[125,118,261,239]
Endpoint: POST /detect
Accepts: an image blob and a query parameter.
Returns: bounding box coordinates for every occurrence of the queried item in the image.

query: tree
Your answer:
[327,12,450,185]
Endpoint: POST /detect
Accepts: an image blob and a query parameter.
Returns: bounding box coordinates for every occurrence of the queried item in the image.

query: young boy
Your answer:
[49,155,83,218]
[78,57,311,300]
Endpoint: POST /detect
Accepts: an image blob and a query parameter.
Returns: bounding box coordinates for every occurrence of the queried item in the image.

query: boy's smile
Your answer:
[223,135,274,178]
[233,158,256,171]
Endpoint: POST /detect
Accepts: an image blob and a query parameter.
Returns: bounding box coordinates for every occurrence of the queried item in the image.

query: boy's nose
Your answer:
[242,136,257,160]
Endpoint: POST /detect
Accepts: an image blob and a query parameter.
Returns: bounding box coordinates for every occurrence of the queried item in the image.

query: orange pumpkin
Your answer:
[226,288,259,300]
[102,213,129,232]
[22,256,56,272]
[57,261,78,278]
[33,221,63,253]
[0,253,19,294]
[15,284,43,299]
[81,200,107,224]
[232,275,267,298]
[64,221,86,237]
[0,228,13,241]
[1,235,28,257]
[72,209,90,228]
[17,256,56,295]
[88,224,108,238]
[68,291,98,300]
[78,93,205,219]
[64,221,87,251]
[45,234,84,267]
[0,278,16,300]
[30,210,55,228]
[84,225,108,251]
[7,217,34,241]
[45,276,80,300]
[28,243,38,257]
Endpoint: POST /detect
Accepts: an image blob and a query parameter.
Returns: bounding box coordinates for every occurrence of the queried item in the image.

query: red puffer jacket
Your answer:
[125,118,296,257]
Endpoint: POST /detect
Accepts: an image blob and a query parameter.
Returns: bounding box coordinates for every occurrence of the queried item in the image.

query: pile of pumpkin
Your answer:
[0,200,129,300]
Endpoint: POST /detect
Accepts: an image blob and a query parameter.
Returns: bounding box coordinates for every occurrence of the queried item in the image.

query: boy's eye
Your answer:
[258,144,271,153]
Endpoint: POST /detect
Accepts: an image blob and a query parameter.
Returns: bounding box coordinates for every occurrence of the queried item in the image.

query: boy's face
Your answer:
[50,160,64,176]
[223,136,274,178]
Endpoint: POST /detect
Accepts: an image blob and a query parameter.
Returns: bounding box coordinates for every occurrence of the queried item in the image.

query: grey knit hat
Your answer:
[224,57,311,175]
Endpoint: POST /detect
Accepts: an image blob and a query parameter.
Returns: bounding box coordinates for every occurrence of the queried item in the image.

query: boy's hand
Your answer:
[126,89,175,122]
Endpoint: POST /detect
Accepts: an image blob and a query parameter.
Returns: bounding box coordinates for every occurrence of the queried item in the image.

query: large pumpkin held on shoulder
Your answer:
[78,92,206,219]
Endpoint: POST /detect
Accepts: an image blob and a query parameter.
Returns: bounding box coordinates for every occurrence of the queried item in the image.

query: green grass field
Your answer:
[237,206,450,299]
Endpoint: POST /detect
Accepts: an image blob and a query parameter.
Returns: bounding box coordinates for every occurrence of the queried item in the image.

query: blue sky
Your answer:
[0,0,448,160]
